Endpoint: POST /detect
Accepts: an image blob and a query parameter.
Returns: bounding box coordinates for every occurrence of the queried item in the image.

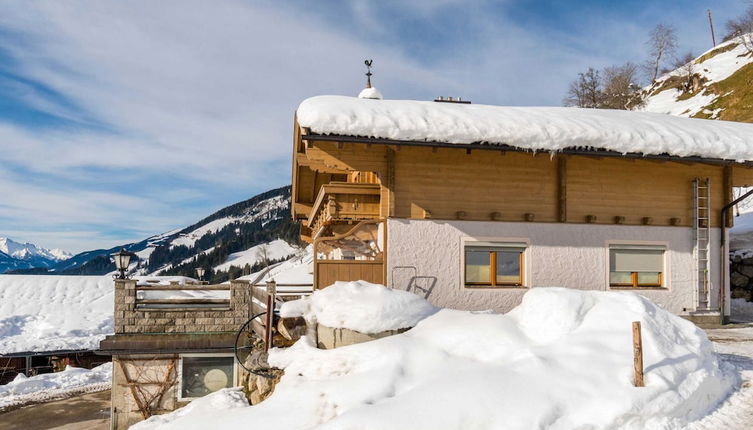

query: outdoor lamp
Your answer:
[111,248,137,279]
[196,267,206,281]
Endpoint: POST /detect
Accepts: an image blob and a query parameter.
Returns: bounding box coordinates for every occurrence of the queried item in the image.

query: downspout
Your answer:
[720,188,753,325]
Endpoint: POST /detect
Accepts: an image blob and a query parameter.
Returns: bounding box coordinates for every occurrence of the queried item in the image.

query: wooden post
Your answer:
[264,281,277,351]
[632,321,644,387]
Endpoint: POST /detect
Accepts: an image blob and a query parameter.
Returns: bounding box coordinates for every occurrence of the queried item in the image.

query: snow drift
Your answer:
[280,280,438,333]
[133,286,733,430]
[0,363,112,410]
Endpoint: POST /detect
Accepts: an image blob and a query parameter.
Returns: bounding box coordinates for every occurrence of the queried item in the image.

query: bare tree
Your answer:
[601,62,642,109]
[644,24,678,83]
[672,51,698,92]
[725,5,753,54]
[563,68,603,108]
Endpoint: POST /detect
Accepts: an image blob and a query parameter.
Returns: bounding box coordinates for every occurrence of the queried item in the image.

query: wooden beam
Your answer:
[386,147,396,217]
[724,165,733,227]
[557,156,567,222]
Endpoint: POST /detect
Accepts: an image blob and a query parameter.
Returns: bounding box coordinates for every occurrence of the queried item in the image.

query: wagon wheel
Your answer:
[234,312,278,379]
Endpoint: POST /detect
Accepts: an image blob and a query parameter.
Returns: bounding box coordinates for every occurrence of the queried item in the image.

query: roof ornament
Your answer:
[365,59,373,88]
[358,59,383,100]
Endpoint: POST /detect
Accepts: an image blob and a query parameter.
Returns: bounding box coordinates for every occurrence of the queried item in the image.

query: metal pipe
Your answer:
[720,188,753,324]
[302,134,753,167]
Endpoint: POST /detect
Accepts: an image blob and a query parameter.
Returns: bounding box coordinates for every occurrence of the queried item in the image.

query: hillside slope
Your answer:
[10,186,300,283]
[640,35,753,122]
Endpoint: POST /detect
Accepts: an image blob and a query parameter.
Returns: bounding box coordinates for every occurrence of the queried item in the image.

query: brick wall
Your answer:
[114,280,251,334]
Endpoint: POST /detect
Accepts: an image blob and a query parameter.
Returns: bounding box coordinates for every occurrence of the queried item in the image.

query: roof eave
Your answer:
[301,133,753,167]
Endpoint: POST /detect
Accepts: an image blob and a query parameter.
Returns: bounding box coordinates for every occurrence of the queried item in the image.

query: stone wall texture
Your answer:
[114,280,251,334]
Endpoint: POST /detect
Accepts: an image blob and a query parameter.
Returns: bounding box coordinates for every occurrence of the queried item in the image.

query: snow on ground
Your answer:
[214,239,297,272]
[133,286,734,430]
[641,36,753,119]
[297,95,753,162]
[731,299,753,322]
[280,280,438,333]
[0,363,112,410]
[0,275,200,354]
[684,326,753,430]
[131,388,249,429]
[0,275,114,354]
[237,245,313,286]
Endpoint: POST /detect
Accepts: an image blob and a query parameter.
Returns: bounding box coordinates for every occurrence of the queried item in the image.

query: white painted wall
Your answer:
[387,219,722,315]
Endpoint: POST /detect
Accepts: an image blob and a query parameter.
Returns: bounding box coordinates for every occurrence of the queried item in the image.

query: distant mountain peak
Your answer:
[0,237,73,274]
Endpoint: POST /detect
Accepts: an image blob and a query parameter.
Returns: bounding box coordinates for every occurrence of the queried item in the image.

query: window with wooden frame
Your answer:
[609,245,665,288]
[464,242,525,287]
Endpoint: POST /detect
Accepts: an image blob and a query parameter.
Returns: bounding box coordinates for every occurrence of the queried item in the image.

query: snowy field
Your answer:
[0,363,112,411]
[0,275,114,354]
[133,283,741,430]
[0,275,195,354]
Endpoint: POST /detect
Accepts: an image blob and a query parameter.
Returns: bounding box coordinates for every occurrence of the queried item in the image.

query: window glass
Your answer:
[495,250,521,283]
[181,356,234,399]
[609,246,664,287]
[465,250,491,283]
[464,243,525,286]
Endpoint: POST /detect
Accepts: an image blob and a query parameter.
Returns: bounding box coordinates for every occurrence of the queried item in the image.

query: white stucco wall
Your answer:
[387,219,722,315]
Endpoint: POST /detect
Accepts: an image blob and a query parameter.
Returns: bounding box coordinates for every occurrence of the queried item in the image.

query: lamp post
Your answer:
[111,248,137,279]
[196,267,206,282]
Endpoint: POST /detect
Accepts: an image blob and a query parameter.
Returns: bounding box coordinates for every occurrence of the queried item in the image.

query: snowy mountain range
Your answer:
[0,237,71,274]
[8,185,300,282]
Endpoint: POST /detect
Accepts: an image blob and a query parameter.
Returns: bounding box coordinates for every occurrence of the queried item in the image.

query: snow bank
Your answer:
[0,275,114,354]
[141,287,734,430]
[0,363,111,409]
[280,280,438,333]
[131,388,248,430]
[297,95,753,162]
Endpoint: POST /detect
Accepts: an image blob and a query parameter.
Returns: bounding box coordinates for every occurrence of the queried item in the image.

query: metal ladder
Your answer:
[693,178,711,310]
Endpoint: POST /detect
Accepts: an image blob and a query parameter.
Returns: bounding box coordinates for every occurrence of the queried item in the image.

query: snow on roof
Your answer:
[297,95,753,162]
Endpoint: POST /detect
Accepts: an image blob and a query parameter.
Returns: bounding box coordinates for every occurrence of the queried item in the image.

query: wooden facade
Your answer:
[292,121,753,289]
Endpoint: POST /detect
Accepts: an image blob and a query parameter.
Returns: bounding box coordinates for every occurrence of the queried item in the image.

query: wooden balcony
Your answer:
[308,182,381,238]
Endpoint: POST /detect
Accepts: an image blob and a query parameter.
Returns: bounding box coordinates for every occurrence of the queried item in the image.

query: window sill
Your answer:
[609,286,667,290]
[464,285,528,290]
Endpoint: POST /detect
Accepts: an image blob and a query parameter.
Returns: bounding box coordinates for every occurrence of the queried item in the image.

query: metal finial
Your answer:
[364,59,373,88]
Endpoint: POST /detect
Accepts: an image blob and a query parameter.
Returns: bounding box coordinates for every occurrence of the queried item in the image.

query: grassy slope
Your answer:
[642,40,753,123]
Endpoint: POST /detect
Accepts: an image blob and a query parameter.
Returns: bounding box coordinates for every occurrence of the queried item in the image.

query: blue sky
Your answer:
[0,0,747,253]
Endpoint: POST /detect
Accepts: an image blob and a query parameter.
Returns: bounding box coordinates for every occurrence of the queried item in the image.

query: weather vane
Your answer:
[364,59,373,88]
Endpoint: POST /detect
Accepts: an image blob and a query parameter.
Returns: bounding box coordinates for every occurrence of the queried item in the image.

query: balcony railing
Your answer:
[308,182,380,239]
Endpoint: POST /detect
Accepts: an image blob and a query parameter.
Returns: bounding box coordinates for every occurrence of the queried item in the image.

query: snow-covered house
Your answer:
[291,93,753,323]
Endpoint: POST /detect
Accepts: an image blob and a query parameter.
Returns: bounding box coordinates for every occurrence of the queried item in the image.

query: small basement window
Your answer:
[464,241,526,287]
[609,245,665,288]
[178,355,235,400]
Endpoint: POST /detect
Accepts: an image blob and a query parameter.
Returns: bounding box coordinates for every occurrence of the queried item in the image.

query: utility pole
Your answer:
[708,9,717,47]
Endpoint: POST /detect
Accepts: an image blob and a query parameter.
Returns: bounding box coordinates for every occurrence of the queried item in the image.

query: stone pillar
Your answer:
[114,279,137,334]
